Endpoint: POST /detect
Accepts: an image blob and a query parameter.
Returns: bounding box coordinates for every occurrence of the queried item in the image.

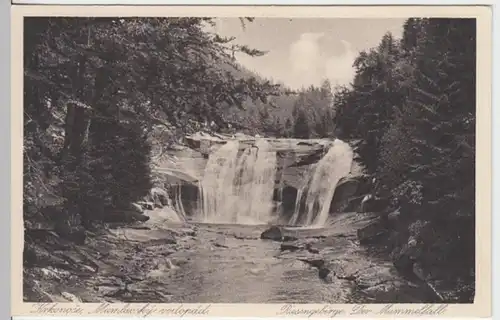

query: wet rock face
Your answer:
[184,131,331,166]
[104,210,150,224]
[280,242,302,252]
[155,132,367,221]
[329,175,373,213]
[148,187,170,208]
[356,218,389,245]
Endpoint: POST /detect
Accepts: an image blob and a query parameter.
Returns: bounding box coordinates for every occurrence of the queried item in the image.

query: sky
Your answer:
[210,18,407,90]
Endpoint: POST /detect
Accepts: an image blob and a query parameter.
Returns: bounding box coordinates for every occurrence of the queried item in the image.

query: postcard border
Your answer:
[10,5,493,318]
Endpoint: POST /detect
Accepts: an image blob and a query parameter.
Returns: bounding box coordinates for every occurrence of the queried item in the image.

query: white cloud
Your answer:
[288,32,325,89]
[288,34,356,89]
[325,40,356,87]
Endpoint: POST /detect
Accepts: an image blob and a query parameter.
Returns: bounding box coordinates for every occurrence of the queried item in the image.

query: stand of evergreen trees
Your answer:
[334,18,476,301]
[23,17,283,233]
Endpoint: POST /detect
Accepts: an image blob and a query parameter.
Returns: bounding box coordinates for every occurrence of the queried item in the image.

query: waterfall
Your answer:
[173,184,188,220]
[197,139,278,224]
[289,139,353,227]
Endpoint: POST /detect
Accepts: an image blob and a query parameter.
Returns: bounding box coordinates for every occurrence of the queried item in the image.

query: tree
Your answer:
[333,18,476,301]
[284,118,293,138]
[23,17,284,230]
[293,110,310,139]
[334,32,405,173]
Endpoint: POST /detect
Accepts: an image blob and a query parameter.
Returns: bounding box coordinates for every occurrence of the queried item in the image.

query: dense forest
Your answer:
[24,17,282,231]
[23,17,336,232]
[24,17,476,301]
[333,18,476,300]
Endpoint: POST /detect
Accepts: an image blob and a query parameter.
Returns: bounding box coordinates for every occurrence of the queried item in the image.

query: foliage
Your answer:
[292,110,311,139]
[23,17,284,230]
[334,18,476,301]
[223,78,337,139]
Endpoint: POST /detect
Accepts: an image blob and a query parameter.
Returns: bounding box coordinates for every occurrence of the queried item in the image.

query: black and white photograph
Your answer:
[19,8,485,310]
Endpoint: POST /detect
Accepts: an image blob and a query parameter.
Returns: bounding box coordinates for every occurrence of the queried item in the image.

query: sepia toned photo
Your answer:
[12,5,492,318]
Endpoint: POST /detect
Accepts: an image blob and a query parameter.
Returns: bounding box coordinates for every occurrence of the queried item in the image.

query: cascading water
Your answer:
[197,139,278,225]
[288,174,311,226]
[289,139,353,227]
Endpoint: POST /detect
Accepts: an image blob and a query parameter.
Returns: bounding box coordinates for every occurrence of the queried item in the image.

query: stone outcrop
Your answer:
[153,132,370,221]
[356,218,389,245]
[153,132,346,217]
[329,175,371,213]
[184,131,332,172]
[359,195,392,213]
[260,226,283,241]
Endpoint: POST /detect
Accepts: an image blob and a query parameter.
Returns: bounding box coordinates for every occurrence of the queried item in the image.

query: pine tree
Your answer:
[334,18,476,300]
[284,118,293,138]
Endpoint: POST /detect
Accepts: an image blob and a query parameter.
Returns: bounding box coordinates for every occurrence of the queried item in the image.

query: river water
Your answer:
[134,212,433,304]
[163,223,347,303]
[25,210,436,304]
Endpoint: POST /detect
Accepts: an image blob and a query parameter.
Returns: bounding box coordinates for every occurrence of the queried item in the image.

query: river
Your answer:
[24,209,435,304]
[89,210,434,304]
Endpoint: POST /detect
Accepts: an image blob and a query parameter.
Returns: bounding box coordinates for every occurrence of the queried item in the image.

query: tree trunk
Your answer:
[59,54,89,165]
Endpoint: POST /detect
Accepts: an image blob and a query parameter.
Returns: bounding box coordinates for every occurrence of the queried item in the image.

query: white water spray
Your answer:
[198,139,278,224]
[289,139,353,227]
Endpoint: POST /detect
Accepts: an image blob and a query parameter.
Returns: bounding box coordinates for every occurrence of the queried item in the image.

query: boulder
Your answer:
[129,202,144,214]
[280,242,302,252]
[342,196,366,212]
[54,223,86,245]
[356,218,389,244]
[305,243,320,254]
[393,243,420,277]
[149,187,170,208]
[328,175,374,213]
[329,177,362,213]
[360,195,391,213]
[283,236,298,241]
[260,226,283,241]
[387,208,402,229]
[318,267,332,281]
[137,201,154,210]
[298,258,325,269]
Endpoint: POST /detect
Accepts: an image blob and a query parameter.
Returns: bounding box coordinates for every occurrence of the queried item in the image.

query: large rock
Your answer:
[329,175,373,213]
[137,201,154,210]
[356,218,389,244]
[260,226,283,241]
[360,195,391,213]
[148,187,170,208]
[329,177,362,213]
[280,242,302,252]
[184,131,332,168]
[129,202,144,214]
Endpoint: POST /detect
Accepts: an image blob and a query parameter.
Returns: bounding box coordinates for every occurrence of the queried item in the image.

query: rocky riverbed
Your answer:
[23,208,439,304]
